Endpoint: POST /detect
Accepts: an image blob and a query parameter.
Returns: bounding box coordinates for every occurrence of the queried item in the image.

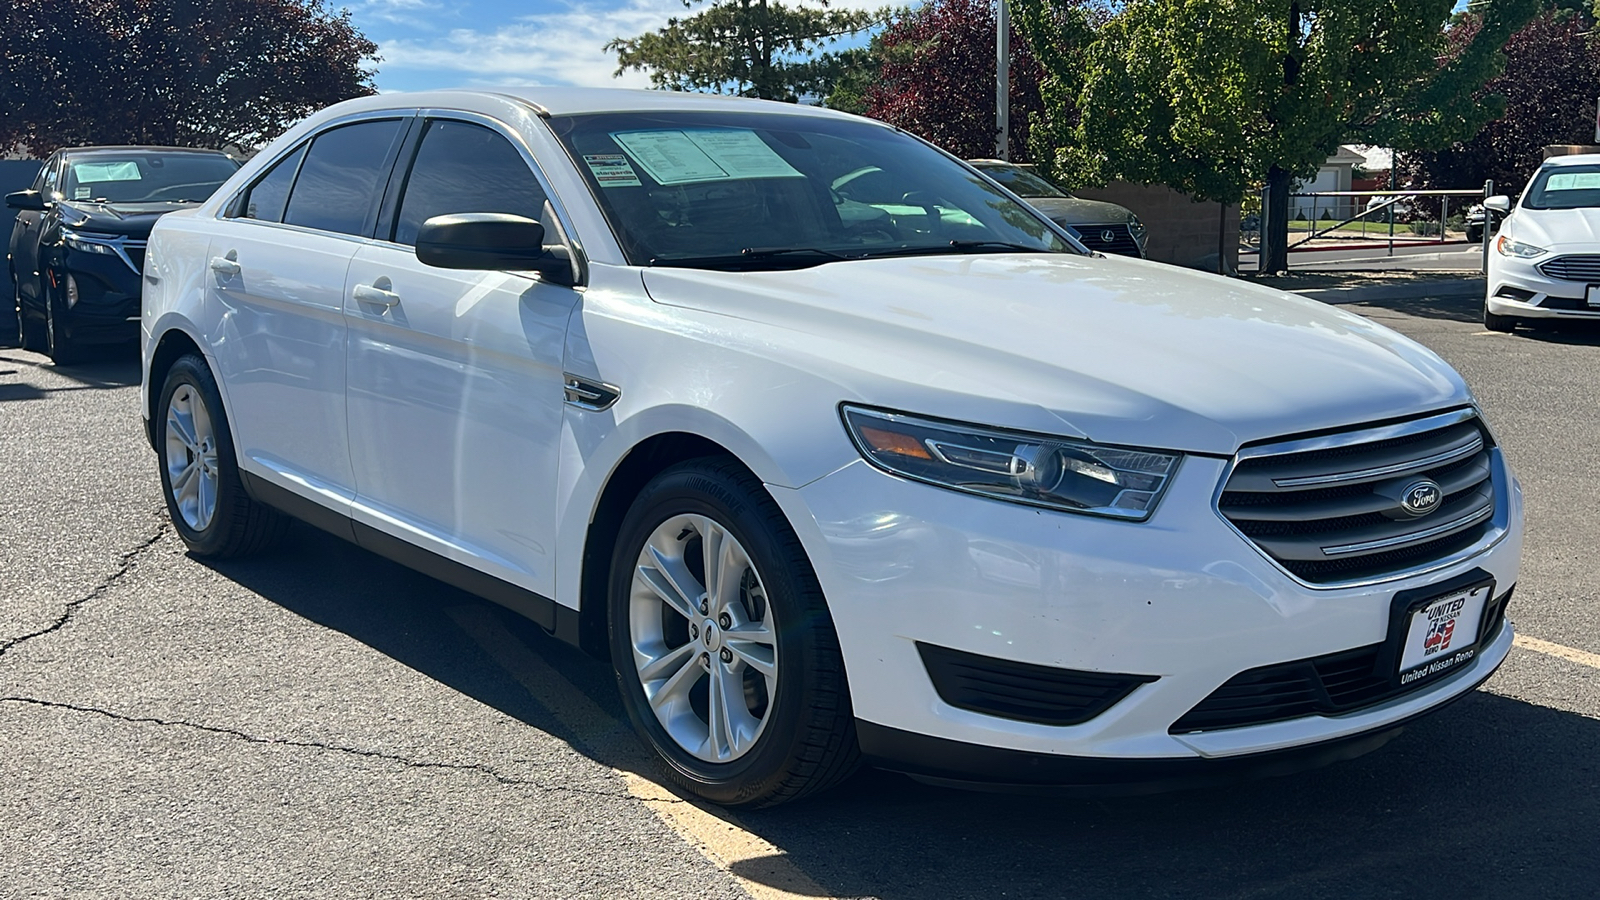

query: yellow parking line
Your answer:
[447,605,831,900]
[1514,633,1600,670]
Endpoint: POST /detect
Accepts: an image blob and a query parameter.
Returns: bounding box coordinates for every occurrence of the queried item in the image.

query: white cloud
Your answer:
[360,0,452,29]
[374,0,889,90]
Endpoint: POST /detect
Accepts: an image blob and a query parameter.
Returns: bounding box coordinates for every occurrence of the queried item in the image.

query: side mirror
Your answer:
[5,190,46,211]
[1483,195,1512,214]
[415,213,576,286]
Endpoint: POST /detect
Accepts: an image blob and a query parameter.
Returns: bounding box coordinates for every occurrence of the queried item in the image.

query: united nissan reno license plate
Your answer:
[1397,583,1491,686]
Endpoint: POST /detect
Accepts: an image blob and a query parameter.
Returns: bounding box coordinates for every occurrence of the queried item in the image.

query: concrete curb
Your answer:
[1285,276,1485,305]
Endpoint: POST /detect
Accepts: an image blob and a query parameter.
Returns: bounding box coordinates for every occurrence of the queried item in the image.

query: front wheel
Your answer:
[43,285,85,365]
[609,458,859,808]
[156,354,289,557]
[1484,303,1517,333]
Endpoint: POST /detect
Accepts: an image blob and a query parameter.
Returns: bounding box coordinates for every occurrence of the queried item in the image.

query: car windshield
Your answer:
[1523,164,1600,210]
[59,152,239,204]
[975,164,1071,199]
[546,110,1075,269]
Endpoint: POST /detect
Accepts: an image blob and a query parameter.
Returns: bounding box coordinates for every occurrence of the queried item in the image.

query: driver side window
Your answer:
[390,119,553,246]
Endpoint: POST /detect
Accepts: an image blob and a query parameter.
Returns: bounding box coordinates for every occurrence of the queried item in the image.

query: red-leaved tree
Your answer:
[0,0,377,155]
[864,0,1046,161]
[1400,8,1600,194]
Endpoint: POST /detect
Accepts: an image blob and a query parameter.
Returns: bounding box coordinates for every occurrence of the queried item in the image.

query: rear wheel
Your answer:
[1484,303,1517,333]
[1465,224,1482,244]
[609,458,859,808]
[156,354,289,557]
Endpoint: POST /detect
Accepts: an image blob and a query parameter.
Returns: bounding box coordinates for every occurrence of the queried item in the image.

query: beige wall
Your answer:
[1544,144,1600,159]
[1073,181,1240,274]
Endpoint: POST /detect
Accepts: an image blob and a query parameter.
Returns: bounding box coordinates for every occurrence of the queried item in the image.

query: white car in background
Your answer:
[141,89,1521,807]
[1484,153,1600,331]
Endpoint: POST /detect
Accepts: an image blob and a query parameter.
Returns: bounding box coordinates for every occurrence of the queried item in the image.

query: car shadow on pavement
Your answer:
[1343,293,1485,324]
[200,524,1600,900]
[0,345,141,393]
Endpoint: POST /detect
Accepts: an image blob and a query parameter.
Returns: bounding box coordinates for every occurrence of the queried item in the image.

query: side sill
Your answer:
[239,471,581,647]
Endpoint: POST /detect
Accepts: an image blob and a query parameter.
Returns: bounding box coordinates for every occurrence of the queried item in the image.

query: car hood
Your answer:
[640,254,1469,455]
[58,200,199,237]
[1507,206,1600,249]
[1023,197,1133,227]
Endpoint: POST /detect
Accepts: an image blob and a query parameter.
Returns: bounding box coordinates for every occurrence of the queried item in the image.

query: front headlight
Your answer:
[842,406,1181,520]
[1495,235,1545,258]
[1127,215,1148,246]
[61,229,118,256]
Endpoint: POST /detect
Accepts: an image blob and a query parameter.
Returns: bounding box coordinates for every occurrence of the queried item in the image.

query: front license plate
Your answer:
[1587,285,1600,307]
[1397,584,1491,686]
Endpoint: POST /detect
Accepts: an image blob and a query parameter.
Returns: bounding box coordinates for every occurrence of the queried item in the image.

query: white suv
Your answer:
[141,89,1523,807]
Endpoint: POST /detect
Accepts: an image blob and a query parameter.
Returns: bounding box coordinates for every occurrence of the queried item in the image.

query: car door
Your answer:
[11,154,59,315]
[344,114,580,598]
[205,115,409,511]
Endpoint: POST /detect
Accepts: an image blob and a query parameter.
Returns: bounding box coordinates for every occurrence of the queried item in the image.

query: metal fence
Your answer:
[1241,183,1497,270]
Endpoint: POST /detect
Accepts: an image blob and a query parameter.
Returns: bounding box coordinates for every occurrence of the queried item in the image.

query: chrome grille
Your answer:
[1067,223,1142,257]
[1218,410,1497,585]
[1537,255,1600,281]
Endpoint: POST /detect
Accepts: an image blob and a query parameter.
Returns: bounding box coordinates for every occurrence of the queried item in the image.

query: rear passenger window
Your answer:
[392,120,550,246]
[239,143,306,222]
[283,119,404,237]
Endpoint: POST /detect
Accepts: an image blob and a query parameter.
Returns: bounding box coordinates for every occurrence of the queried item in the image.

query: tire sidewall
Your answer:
[156,355,242,555]
[608,463,828,806]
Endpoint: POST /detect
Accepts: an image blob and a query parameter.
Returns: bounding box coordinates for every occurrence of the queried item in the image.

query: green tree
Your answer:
[0,0,377,155]
[1015,0,1541,272]
[608,0,887,102]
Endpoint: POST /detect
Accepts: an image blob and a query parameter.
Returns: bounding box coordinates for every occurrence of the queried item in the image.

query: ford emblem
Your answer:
[1398,479,1443,517]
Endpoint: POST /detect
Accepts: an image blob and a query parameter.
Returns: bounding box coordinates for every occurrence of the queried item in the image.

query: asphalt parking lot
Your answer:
[2,290,1597,899]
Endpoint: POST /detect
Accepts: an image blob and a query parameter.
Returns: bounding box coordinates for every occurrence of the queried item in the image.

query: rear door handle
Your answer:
[352,283,400,307]
[208,256,240,277]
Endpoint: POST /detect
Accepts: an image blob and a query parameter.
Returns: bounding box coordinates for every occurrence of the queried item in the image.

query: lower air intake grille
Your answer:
[1171,591,1511,733]
[918,642,1156,726]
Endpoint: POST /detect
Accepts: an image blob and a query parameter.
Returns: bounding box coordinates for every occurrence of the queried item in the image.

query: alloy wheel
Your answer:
[164,384,220,532]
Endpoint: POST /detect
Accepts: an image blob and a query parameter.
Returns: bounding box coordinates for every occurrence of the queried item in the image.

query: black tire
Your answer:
[19,277,46,352]
[1465,224,1482,245]
[608,457,859,808]
[1,268,20,349]
[43,278,85,364]
[1484,304,1517,333]
[156,353,289,557]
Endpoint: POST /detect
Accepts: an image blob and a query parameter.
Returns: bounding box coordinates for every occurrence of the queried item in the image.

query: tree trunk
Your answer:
[1261,164,1292,274]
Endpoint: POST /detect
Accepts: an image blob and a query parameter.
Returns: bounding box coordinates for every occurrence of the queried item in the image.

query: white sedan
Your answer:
[140,89,1521,807]
[1484,153,1600,331]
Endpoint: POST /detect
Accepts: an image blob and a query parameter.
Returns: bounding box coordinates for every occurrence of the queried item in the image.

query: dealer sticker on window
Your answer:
[583,154,642,188]
[1397,584,1490,685]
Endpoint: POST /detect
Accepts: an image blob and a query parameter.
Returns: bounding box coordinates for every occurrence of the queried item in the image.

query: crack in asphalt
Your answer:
[0,519,169,662]
[0,695,659,803]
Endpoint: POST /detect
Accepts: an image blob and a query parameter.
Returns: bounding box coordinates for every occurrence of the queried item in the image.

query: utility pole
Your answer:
[996,0,1009,160]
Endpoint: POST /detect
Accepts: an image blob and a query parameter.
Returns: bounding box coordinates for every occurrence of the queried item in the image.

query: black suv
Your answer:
[6,146,239,362]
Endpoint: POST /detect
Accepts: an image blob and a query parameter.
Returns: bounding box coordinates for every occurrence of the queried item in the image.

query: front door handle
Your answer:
[353,282,400,307]
[208,255,240,277]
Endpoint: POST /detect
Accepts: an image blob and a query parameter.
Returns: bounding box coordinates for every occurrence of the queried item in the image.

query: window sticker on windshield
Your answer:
[71,161,142,183]
[583,153,643,188]
[609,129,803,185]
[1545,172,1600,191]
[74,187,92,199]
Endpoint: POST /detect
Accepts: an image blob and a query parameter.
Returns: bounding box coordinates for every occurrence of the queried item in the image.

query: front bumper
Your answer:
[769,450,1523,779]
[1486,250,1600,320]
[51,246,142,344]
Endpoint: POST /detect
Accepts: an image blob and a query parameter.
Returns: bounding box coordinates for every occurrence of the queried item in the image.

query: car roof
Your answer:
[59,145,233,158]
[315,87,861,122]
[1540,153,1600,168]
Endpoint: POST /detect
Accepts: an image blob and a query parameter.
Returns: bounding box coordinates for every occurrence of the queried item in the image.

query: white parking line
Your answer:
[1514,633,1600,671]
[446,604,832,900]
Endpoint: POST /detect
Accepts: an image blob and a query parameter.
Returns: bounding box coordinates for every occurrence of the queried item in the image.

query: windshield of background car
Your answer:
[546,111,1075,268]
[976,164,1070,199]
[1523,164,1600,210]
[61,153,240,204]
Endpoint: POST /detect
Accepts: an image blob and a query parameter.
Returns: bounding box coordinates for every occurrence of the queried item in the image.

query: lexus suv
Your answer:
[1483,153,1600,332]
[968,159,1148,257]
[140,89,1522,807]
[7,145,239,362]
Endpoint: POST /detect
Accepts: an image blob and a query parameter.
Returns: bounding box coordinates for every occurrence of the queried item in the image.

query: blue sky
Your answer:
[353,0,883,92]
[356,0,1480,93]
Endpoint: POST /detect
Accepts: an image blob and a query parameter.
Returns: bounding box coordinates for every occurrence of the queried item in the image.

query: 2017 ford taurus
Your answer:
[140,89,1523,807]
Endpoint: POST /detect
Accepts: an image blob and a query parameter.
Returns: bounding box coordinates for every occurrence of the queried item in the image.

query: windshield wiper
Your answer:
[859,240,1056,259]
[651,246,853,271]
